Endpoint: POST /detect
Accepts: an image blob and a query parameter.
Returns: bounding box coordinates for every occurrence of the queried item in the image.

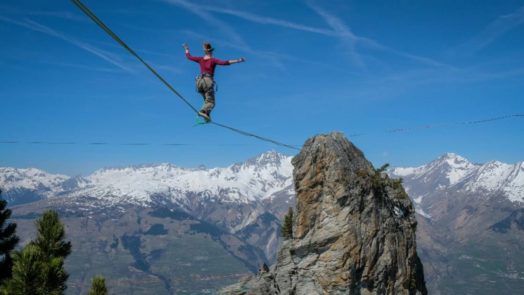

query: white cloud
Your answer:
[165,0,248,48]
[197,5,337,36]
[0,16,131,72]
[305,1,365,68]
[305,1,450,69]
[459,5,524,52]
[26,10,88,22]
[0,5,87,22]
[37,60,122,73]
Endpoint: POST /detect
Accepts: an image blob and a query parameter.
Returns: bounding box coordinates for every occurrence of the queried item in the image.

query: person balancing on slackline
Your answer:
[183,42,246,122]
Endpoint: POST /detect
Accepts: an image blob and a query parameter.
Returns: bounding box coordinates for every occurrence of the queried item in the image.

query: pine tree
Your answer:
[32,210,72,294]
[1,210,70,295]
[280,207,293,239]
[0,189,19,284]
[88,275,108,295]
[33,210,72,259]
[1,244,47,295]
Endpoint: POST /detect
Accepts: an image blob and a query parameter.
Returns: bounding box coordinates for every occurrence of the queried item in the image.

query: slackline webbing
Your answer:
[348,114,524,137]
[0,141,259,146]
[1,114,522,146]
[70,0,299,151]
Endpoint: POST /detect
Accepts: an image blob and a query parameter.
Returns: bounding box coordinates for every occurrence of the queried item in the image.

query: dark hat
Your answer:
[203,42,214,53]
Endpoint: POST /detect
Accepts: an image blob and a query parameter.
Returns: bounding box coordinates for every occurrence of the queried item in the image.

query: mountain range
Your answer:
[391,153,524,294]
[1,151,523,294]
[0,151,293,207]
[1,151,294,294]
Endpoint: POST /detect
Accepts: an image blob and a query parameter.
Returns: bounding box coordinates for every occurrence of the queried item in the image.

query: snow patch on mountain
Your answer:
[392,154,524,203]
[392,153,478,186]
[0,167,68,194]
[442,153,478,185]
[76,151,293,205]
[463,161,524,202]
[416,208,431,219]
[2,152,522,206]
[0,151,294,206]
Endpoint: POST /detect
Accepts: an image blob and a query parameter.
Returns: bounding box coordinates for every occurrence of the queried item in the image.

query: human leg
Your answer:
[197,77,215,116]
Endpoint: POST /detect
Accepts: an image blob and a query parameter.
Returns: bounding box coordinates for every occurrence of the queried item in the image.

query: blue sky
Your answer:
[1,0,523,175]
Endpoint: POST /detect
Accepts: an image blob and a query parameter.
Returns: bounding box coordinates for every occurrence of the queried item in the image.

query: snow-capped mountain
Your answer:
[391,153,524,203]
[0,167,69,205]
[2,151,523,208]
[461,160,524,202]
[2,151,294,265]
[392,153,478,186]
[3,151,524,295]
[391,153,524,294]
[0,167,68,192]
[0,151,293,207]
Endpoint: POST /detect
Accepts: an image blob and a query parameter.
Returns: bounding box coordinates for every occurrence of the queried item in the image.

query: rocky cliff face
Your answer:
[221,132,427,295]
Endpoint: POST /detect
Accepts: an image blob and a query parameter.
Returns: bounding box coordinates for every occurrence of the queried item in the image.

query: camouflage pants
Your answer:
[196,76,215,114]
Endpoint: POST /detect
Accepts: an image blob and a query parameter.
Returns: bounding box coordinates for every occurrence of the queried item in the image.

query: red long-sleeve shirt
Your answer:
[186,52,230,76]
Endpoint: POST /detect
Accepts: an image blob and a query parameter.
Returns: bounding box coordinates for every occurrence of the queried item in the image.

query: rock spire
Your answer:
[221,132,427,295]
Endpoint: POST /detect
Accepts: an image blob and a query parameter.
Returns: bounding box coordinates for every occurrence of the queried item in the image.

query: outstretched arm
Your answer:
[213,57,246,66]
[229,57,246,64]
[183,43,201,62]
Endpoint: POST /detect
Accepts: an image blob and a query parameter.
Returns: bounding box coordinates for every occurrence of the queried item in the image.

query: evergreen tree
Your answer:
[1,244,46,295]
[280,207,293,239]
[0,189,19,284]
[33,210,72,259]
[1,210,70,295]
[32,210,72,294]
[88,275,108,295]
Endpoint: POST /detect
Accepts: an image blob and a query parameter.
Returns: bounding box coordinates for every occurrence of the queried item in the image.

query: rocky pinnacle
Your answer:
[220,132,427,295]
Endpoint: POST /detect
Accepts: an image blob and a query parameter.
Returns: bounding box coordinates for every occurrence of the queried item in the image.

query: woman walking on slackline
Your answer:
[183,42,245,122]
